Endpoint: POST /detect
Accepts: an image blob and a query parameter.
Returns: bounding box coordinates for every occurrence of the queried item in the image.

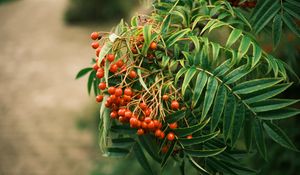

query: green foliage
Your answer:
[78,0,300,174]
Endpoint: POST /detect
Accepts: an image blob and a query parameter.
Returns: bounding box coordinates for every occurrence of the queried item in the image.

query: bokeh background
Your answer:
[0,0,299,175]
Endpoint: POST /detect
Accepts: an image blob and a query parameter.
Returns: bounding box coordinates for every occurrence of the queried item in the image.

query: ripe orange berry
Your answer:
[96,95,103,102]
[98,82,106,90]
[162,146,168,153]
[96,70,104,79]
[107,54,115,62]
[171,100,180,110]
[129,70,137,79]
[130,117,138,128]
[131,47,138,54]
[115,88,123,97]
[144,108,151,117]
[160,132,165,139]
[109,64,118,73]
[93,63,99,71]
[148,121,155,130]
[162,94,169,101]
[123,95,131,102]
[110,111,118,119]
[108,87,116,95]
[144,117,152,123]
[116,59,124,68]
[118,108,126,116]
[91,32,99,40]
[167,132,175,141]
[125,111,132,118]
[150,42,157,50]
[141,121,148,129]
[118,116,126,123]
[187,135,193,139]
[139,102,147,110]
[95,47,101,57]
[124,87,133,96]
[155,129,163,137]
[91,42,99,49]
[153,120,160,128]
[169,122,178,130]
[137,129,145,136]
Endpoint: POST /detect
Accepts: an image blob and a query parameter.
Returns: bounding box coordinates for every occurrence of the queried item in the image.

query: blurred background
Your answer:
[0,0,299,175]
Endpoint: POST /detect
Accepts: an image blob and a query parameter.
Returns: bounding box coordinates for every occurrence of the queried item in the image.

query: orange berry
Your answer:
[155,129,163,137]
[96,95,103,102]
[98,82,106,90]
[110,111,118,119]
[109,64,118,73]
[129,70,137,79]
[124,87,133,96]
[96,70,104,79]
[162,146,168,153]
[137,129,145,136]
[139,102,147,110]
[91,32,99,40]
[162,94,169,101]
[169,122,178,130]
[116,59,124,67]
[91,42,99,49]
[93,63,99,71]
[150,42,157,50]
[107,54,115,62]
[115,88,123,97]
[167,132,175,141]
[125,110,132,119]
[108,87,116,95]
[171,100,180,110]
[187,135,193,139]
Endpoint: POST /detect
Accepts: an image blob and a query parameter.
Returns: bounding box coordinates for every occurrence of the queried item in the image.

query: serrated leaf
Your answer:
[251,99,299,112]
[182,67,197,96]
[233,78,282,94]
[223,93,236,142]
[263,121,298,151]
[226,28,242,48]
[166,110,186,123]
[282,12,300,37]
[192,71,208,107]
[286,0,300,7]
[231,102,245,146]
[76,67,93,79]
[258,108,300,120]
[253,119,267,160]
[161,55,170,68]
[272,14,282,49]
[184,147,226,157]
[244,83,292,104]
[174,119,209,137]
[244,118,253,151]
[161,141,176,167]
[211,85,227,131]
[178,131,220,146]
[251,0,274,22]
[201,76,218,121]
[111,125,136,134]
[209,21,227,33]
[237,36,251,61]
[192,15,209,29]
[166,28,190,47]
[133,143,154,175]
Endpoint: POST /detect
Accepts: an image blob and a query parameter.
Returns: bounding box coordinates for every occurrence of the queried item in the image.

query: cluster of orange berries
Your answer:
[131,33,157,59]
[228,0,256,8]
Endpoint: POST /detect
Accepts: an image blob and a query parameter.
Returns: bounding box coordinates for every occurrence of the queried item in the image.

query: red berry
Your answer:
[109,64,118,73]
[98,82,106,90]
[125,111,132,118]
[162,95,169,101]
[124,87,133,96]
[137,129,145,136]
[144,117,152,123]
[95,47,101,57]
[118,108,126,116]
[147,121,155,130]
[107,54,115,62]
[144,108,151,117]
[150,42,157,50]
[118,116,126,123]
[155,129,163,137]
[162,146,168,153]
[93,63,99,71]
[91,32,99,40]
[171,100,180,110]
[160,132,165,139]
[130,118,138,128]
[110,95,116,101]
[123,95,131,102]
[115,88,123,97]
[96,95,103,102]
[108,87,116,95]
[116,59,124,68]
[153,120,160,128]
[91,42,99,49]
[187,135,193,139]
[169,122,178,130]
[141,121,148,129]
[139,102,147,110]
[110,111,118,119]
[129,70,137,79]
[167,132,175,141]
[96,70,104,79]
[131,47,138,54]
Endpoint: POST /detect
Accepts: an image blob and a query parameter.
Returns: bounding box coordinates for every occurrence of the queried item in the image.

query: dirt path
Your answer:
[0,0,106,174]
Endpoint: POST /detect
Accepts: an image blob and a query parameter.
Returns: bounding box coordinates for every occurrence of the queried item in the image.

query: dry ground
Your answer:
[0,0,111,174]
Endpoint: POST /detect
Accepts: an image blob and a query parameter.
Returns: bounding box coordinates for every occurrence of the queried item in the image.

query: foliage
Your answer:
[77,0,300,174]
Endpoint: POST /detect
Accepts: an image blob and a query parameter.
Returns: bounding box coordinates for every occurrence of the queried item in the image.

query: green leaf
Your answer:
[111,125,136,134]
[258,108,300,120]
[226,28,242,48]
[286,0,300,7]
[244,83,292,104]
[233,78,282,94]
[251,99,299,112]
[161,15,171,34]
[184,147,226,157]
[231,102,245,146]
[178,131,220,146]
[174,119,209,137]
[190,36,200,53]
[200,20,217,35]
[137,69,150,93]
[105,147,129,157]
[234,9,252,29]
[244,118,253,151]
[76,67,93,79]
[253,119,267,160]
[206,157,238,175]
[133,143,154,175]
[139,135,162,163]
[161,141,176,167]
[282,12,300,37]
[98,42,113,64]
[283,2,300,20]
[175,67,187,85]
[161,55,170,68]
[252,42,262,68]
[253,1,281,33]
[192,71,208,107]
[166,28,190,47]
[237,36,251,62]
[166,110,186,123]
[213,59,232,77]
[223,93,236,142]
[224,65,251,84]
[87,71,95,95]
[263,121,298,151]
[211,42,220,62]
[111,138,135,148]
[272,14,282,49]
[209,21,227,33]
[182,67,197,96]
[142,24,153,55]
[188,156,210,175]
[211,85,227,131]
[201,76,218,121]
